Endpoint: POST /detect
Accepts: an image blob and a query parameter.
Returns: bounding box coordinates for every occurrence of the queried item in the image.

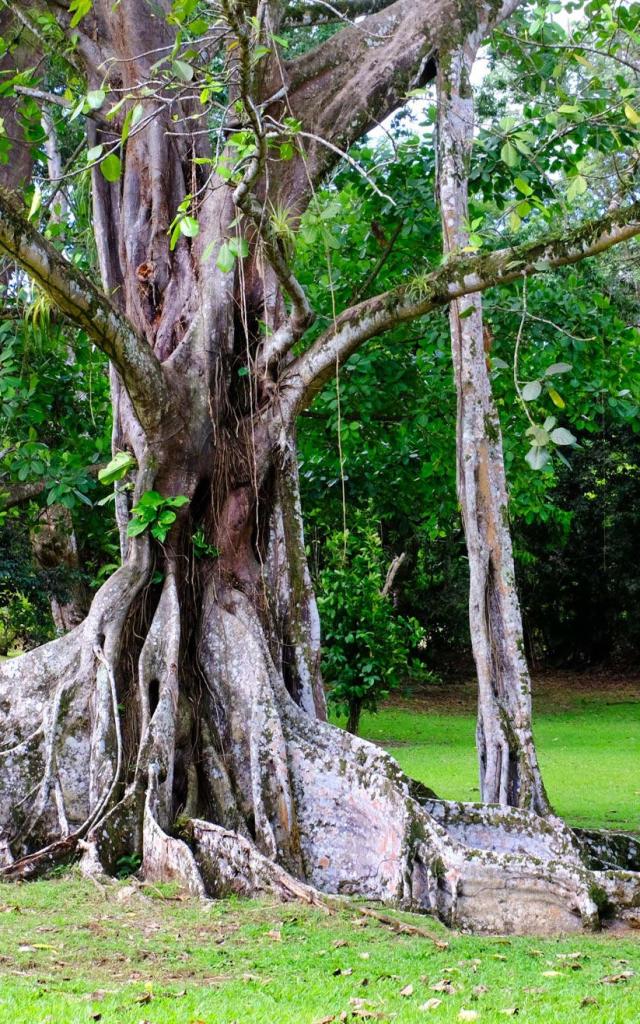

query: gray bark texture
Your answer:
[0,0,639,935]
[436,22,549,814]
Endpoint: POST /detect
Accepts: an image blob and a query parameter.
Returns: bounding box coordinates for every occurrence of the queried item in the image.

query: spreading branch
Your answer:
[278,0,521,197]
[0,188,169,436]
[283,0,396,25]
[281,202,640,411]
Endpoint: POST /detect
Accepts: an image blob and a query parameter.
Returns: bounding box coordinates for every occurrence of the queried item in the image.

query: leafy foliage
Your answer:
[127,491,190,543]
[316,511,426,733]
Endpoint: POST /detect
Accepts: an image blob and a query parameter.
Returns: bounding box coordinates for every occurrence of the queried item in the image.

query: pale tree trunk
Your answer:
[436,27,550,814]
[0,0,638,934]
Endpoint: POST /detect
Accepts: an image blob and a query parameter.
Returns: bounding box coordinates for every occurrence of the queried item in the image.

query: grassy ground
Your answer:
[0,878,638,1024]
[350,701,640,832]
[0,679,638,1022]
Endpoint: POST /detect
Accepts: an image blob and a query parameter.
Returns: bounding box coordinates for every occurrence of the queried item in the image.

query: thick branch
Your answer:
[283,0,396,24]
[282,202,640,411]
[0,188,170,436]
[279,0,521,195]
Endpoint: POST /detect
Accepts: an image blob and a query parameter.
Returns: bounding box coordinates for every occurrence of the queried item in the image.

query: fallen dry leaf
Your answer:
[458,1010,478,1021]
[500,1009,519,1016]
[473,985,489,996]
[359,952,370,960]
[333,940,348,949]
[400,984,414,997]
[541,970,562,978]
[420,999,442,1011]
[600,971,634,984]
[580,996,598,1007]
[266,930,282,941]
[313,1017,334,1024]
[431,979,455,994]
[332,967,353,977]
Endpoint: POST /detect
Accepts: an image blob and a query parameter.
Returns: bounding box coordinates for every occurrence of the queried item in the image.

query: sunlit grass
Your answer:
[338,700,640,832]
[0,878,638,1023]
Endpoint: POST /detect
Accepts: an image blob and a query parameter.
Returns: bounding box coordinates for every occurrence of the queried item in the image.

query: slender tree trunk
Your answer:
[436,36,550,814]
[346,699,362,735]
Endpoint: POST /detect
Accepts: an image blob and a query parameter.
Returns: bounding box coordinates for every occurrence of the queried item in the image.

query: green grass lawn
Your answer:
[341,699,640,833]
[0,878,638,1024]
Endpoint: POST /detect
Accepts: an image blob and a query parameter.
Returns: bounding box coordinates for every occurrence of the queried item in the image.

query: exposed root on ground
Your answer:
[1,575,639,935]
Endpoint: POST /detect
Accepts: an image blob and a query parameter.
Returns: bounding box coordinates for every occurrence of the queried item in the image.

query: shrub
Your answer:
[317,511,425,734]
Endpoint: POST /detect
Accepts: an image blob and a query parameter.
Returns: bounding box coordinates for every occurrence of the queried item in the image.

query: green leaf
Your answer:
[228,237,249,259]
[172,59,194,82]
[624,103,640,125]
[548,387,566,409]
[69,0,92,28]
[459,305,475,319]
[525,446,550,470]
[28,184,42,222]
[100,153,122,182]
[98,451,137,485]
[131,102,145,127]
[86,144,104,162]
[165,494,189,508]
[135,490,164,509]
[522,381,542,401]
[544,362,572,376]
[179,215,200,239]
[500,141,519,167]
[508,210,522,232]
[567,175,588,201]
[126,518,149,537]
[216,241,235,273]
[550,427,576,446]
[514,177,533,196]
[86,89,106,111]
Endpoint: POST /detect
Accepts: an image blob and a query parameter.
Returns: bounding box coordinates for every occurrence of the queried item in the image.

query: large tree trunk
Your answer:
[436,31,549,814]
[0,0,639,935]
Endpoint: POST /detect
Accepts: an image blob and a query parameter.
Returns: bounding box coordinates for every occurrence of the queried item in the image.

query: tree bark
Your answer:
[436,29,549,813]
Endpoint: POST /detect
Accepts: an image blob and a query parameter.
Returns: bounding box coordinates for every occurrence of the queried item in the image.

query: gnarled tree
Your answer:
[1,0,639,933]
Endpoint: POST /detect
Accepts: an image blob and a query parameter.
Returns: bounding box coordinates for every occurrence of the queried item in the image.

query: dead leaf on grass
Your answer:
[580,996,598,1007]
[431,979,455,994]
[600,971,634,984]
[399,984,414,997]
[458,1010,478,1021]
[419,999,442,1011]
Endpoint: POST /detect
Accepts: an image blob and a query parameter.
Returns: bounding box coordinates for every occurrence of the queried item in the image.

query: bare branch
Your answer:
[0,188,170,436]
[281,202,640,412]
